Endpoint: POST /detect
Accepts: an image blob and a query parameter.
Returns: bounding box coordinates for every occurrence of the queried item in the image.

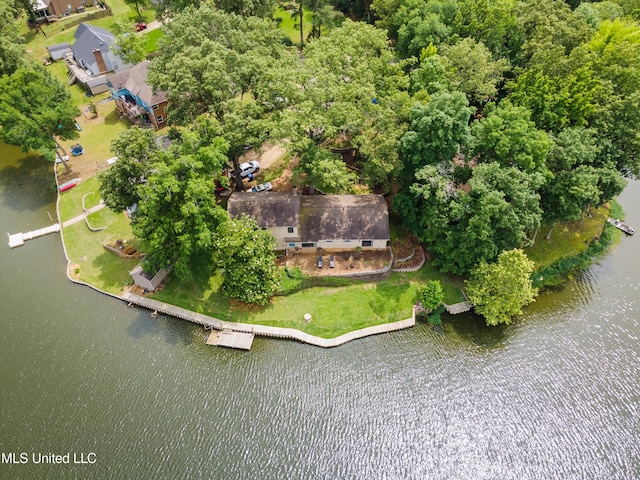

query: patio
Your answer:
[276,248,393,276]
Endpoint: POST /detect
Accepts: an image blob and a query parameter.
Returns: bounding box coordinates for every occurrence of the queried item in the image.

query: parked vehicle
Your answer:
[134,22,147,31]
[247,182,273,193]
[238,161,260,178]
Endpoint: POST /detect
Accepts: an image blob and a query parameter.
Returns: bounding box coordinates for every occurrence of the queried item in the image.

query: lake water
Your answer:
[1,145,639,479]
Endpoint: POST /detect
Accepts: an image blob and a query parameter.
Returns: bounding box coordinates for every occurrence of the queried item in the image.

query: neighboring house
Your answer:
[107,61,168,130]
[227,193,390,250]
[72,22,128,75]
[33,0,85,20]
[130,264,170,291]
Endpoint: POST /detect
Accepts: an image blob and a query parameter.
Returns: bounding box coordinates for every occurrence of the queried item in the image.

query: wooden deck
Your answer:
[122,292,416,349]
[207,329,254,350]
[443,301,473,314]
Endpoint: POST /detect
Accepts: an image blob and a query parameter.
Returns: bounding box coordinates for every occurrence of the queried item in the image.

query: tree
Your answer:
[98,128,160,212]
[393,0,454,58]
[274,20,409,190]
[466,248,538,326]
[124,0,148,20]
[471,100,552,173]
[0,64,79,162]
[0,2,24,76]
[212,215,279,305]
[399,91,474,176]
[418,280,445,325]
[440,37,508,105]
[218,0,277,17]
[148,4,293,125]
[130,131,230,280]
[113,22,146,66]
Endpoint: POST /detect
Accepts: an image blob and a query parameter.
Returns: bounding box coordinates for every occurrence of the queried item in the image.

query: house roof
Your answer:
[106,60,167,106]
[299,195,390,241]
[47,42,72,60]
[227,193,390,242]
[72,22,116,65]
[228,193,300,228]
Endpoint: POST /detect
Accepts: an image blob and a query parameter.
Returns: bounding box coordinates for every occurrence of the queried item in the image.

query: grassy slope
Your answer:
[273,7,313,45]
[526,204,609,269]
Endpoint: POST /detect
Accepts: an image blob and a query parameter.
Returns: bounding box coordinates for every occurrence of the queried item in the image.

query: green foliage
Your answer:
[113,22,146,65]
[419,280,445,311]
[400,91,474,174]
[0,2,24,75]
[148,5,292,125]
[212,215,279,305]
[532,223,615,288]
[0,64,80,161]
[466,249,538,326]
[471,100,552,173]
[440,38,508,104]
[98,128,160,212]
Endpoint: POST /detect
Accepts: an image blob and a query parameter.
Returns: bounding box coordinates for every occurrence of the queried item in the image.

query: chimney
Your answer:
[92,49,108,74]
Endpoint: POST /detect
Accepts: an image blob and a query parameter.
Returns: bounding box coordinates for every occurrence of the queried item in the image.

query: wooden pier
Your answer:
[443,301,473,314]
[207,329,254,350]
[7,224,61,248]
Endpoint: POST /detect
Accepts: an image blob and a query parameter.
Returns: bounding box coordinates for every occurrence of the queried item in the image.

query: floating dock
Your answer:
[7,224,61,248]
[206,329,254,350]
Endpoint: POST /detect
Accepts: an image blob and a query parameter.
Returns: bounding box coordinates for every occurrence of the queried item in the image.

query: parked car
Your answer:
[238,160,260,178]
[247,182,273,193]
[134,22,147,31]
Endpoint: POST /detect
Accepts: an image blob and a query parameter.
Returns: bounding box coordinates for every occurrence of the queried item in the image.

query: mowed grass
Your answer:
[526,204,610,269]
[152,258,465,338]
[273,7,313,45]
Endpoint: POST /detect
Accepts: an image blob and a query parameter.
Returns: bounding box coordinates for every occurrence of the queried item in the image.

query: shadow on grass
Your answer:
[104,109,131,127]
[88,250,137,293]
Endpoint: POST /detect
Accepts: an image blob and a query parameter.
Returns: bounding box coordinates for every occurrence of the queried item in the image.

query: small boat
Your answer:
[59,178,81,192]
[608,218,635,235]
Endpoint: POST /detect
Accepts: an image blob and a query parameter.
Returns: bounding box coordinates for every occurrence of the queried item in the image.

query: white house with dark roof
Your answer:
[227,193,390,250]
[106,61,168,129]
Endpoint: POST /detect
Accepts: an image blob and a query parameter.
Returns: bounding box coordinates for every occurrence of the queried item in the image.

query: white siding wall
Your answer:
[268,226,298,249]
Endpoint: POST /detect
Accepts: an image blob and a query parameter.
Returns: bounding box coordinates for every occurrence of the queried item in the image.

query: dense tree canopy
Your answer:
[0,64,79,161]
[466,248,538,326]
[212,215,279,305]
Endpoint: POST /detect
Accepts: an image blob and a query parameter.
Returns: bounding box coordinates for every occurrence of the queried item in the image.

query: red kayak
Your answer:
[58,178,81,192]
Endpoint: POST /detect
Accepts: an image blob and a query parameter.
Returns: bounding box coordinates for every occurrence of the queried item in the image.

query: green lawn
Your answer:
[61,199,139,295]
[273,7,313,46]
[526,204,610,269]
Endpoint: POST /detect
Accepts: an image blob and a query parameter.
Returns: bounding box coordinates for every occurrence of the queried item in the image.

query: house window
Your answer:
[301,242,316,248]
[362,240,373,247]
[152,104,159,110]
[287,227,294,233]
[157,116,164,123]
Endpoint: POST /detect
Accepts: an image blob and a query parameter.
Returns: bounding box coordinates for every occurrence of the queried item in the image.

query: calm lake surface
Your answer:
[1,145,639,480]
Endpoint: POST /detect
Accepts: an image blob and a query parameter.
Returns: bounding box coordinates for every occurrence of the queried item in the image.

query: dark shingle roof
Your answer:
[299,195,389,241]
[227,193,389,241]
[107,61,167,106]
[227,193,300,228]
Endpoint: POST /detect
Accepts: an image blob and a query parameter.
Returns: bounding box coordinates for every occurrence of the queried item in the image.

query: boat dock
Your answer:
[607,218,635,235]
[444,301,473,314]
[7,224,61,248]
[207,329,254,350]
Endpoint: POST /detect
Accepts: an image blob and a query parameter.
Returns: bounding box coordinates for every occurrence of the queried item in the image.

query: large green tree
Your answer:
[212,215,279,305]
[0,2,24,76]
[148,3,293,125]
[471,100,552,173]
[0,64,79,161]
[466,248,538,326]
[130,131,230,279]
[399,91,474,176]
[98,128,160,212]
